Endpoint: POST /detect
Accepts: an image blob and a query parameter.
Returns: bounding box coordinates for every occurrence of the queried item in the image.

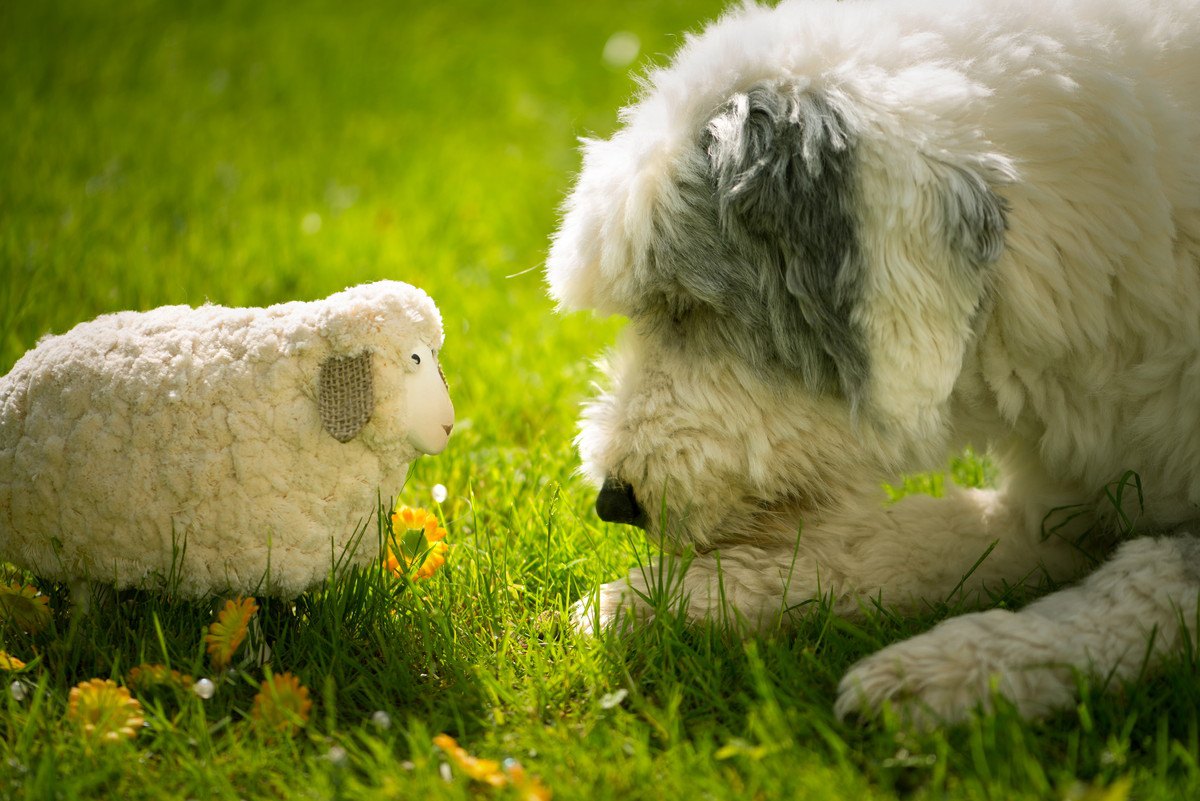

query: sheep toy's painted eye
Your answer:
[411,353,421,365]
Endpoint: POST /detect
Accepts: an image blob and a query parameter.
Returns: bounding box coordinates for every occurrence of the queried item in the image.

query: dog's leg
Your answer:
[572,543,822,635]
[835,534,1200,725]
[790,482,1098,612]
[575,481,1093,635]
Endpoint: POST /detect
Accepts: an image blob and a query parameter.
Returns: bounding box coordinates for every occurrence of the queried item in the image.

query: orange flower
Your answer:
[67,679,144,744]
[386,540,450,580]
[0,650,27,671]
[204,597,258,670]
[392,505,431,531]
[433,734,553,799]
[251,672,312,734]
[423,516,448,543]
[510,770,553,801]
[387,506,449,580]
[414,542,449,579]
[0,583,52,633]
[433,734,506,787]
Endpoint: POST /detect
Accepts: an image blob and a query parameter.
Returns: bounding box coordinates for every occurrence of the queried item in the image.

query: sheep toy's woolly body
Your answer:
[0,281,452,598]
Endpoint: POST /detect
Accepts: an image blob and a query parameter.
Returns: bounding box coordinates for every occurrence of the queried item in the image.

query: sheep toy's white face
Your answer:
[404,343,454,455]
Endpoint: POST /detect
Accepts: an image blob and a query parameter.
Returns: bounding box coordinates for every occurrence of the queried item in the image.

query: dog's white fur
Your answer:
[547,0,1200,724]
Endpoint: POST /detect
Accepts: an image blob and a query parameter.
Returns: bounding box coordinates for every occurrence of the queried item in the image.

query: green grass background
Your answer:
[2,1,1198,799]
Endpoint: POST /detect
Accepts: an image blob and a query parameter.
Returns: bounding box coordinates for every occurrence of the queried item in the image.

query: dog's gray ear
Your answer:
[318,351,374,442]
[705,85,868,398]
[937,162,1007,266]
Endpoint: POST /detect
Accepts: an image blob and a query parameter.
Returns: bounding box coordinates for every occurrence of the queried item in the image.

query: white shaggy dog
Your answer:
[547,0,1200,724]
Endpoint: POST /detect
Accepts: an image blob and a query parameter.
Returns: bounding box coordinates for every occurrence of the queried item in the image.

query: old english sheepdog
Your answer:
[546,0,1200,724]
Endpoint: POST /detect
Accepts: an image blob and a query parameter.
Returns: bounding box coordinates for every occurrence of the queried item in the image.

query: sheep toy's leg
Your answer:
[69,580,94,617]
[835,535,1200,725]
[244,612,273,667]
[68,580,118,618]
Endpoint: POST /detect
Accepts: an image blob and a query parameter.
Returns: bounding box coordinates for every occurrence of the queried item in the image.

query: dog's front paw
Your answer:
[570,579,654,636]
[835,610,1077,726]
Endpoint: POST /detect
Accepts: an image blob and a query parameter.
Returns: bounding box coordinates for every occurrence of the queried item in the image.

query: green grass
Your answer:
[2,1,1199,799]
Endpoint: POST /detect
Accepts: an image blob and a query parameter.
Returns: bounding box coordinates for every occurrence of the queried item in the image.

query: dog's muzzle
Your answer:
[596,477,647,528]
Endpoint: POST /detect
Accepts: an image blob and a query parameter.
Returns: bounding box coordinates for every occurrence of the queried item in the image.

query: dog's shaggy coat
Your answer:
[547,0,1200,723]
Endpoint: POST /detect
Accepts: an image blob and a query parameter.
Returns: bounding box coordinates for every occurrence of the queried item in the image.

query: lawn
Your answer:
[2,1,1198,799]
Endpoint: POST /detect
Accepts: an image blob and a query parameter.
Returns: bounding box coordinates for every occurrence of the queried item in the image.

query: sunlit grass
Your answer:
[2,2,1199,800]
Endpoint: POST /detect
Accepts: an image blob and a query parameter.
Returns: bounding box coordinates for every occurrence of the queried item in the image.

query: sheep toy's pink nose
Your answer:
[443,423,453,436]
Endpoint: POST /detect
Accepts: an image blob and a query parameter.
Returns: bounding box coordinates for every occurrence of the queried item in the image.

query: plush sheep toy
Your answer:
[0,281,454,599]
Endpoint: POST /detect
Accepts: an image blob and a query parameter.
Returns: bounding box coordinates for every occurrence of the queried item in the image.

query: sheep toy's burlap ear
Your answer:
[318,351,374,442]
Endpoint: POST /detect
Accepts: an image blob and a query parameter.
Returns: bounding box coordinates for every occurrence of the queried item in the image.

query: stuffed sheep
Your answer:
[0,281,454,599]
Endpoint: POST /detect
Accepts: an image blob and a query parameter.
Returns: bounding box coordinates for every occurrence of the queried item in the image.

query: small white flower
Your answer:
[324,745,348,766]
[602,32,640,69]
[9,681,28,702]
[599,688,629,710]
[432,484,448,504]
[370,710,392,730]
[192,678,215,699]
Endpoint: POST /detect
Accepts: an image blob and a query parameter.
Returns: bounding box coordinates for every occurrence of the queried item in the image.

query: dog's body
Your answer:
[547,0,1200,723]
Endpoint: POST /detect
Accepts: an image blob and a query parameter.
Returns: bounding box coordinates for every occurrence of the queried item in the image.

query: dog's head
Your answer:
[547,3,1014,550]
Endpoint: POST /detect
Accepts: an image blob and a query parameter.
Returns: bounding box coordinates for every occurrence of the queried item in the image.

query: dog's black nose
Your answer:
[596,477,646,528]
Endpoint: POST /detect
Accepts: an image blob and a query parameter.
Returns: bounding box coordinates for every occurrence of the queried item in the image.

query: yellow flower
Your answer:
[386,540,450,580]
[67,679,144,744]
[508,766,553,801]
[387,506,449,580]
[433,734,507,788]
[204,597,258,671]
[413,542,449,579]
[392,505,432,531]
[126,663,193,693]
[0,583,52,633]
[423,516,448,543]
[433,734,553,799]
[0,650,27,671]
[251,672,312,734]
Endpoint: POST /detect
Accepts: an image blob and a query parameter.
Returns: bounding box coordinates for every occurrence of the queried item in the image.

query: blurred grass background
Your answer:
[2,2,1198,800]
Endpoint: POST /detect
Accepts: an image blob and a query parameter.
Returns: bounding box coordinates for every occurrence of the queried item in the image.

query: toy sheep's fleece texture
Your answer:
[548,0,1200,725]
[0,281,451,598]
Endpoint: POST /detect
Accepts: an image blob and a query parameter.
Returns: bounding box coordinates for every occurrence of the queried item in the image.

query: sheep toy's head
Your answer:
[314,281,455,460]
[401,340,454,455]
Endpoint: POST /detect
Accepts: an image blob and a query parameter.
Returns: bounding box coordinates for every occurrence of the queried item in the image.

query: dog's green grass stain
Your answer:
[2,1,1198,799]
